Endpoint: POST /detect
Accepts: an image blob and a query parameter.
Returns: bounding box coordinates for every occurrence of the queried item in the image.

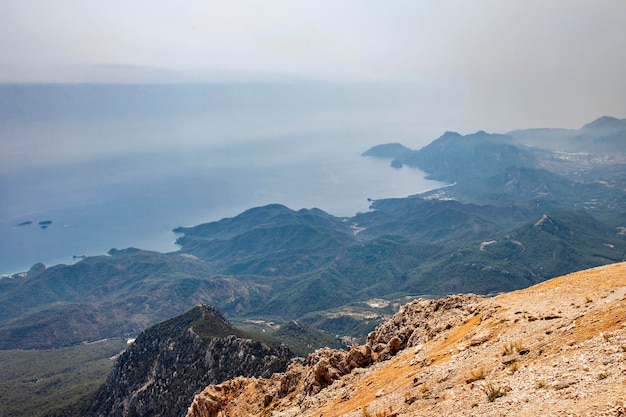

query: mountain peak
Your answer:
[582,115,626,131]
[439,130,463,140]
[185,304,242,340]
[82,305,293,417]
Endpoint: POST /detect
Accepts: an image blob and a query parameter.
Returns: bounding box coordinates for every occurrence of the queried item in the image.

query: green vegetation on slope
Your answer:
[0,339,127,417]
[3,116,626,417]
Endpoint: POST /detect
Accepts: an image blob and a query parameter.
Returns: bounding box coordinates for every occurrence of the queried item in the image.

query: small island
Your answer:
[38,220,53,229]
[17,221,33,226]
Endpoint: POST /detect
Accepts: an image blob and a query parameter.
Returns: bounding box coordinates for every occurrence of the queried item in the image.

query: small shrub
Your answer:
[482,382,506,402]
[404,391,417,405]
[597,372,610,380]
[502,339,525,356]
[535,379,546,389]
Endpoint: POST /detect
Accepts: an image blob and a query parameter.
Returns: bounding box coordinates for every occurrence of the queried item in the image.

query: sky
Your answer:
[1,0,625,130]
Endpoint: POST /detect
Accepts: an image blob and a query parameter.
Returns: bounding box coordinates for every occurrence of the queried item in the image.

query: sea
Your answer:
[0,83,448,275]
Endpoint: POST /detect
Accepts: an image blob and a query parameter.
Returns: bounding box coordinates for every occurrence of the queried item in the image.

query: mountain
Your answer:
[353,195,533,243]
[3,199,625,350]
[58,305,293,417]
[405,210,626,296]
[582,115,626,132]
[173,204,356,276]
[0,248,270,349]
[504,127,578,150]
[576,116,626,153]
[3,115,626,416]
[508,115,626,153]
[174,204,352,242]
[363,121,626,217]
[186,262,626,417]
[361,143,413,162]
[385,130,535,182]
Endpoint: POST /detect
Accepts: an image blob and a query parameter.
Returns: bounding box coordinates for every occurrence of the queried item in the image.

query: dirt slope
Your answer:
[186,263,626,417]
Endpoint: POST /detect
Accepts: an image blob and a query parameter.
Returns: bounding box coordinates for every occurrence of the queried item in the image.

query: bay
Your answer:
[0,83,447,274]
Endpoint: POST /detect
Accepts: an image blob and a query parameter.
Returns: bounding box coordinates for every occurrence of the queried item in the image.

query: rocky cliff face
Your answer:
[186,263,626,417]
[82,305,293,417]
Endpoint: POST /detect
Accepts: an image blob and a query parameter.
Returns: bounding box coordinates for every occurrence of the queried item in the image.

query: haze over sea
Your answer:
[0,83,447,275]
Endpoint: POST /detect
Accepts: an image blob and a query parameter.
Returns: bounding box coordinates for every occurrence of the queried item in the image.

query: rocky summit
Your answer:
[186,263,626,417]
[81,305,293,417]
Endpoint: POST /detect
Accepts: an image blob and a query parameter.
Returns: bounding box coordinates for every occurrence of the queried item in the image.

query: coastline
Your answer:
[0,151,445,276]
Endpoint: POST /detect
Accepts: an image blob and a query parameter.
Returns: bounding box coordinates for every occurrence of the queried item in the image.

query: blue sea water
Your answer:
[0,84,447,274]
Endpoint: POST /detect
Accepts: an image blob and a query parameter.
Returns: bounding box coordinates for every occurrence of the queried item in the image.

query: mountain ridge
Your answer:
[506,115,626,152]
[66,304,294,417]
[186,262,626,417]
[2,198,625,349]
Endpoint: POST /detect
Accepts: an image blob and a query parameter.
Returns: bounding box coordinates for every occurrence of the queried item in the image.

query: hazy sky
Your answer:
[1,0,625,129]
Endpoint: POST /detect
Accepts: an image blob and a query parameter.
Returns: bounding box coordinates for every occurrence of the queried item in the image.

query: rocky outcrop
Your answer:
[186,263,626,417]
[82,305,293,417]
[186,341,377,417]
[366,294,493,359]
[185,294,489,417]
